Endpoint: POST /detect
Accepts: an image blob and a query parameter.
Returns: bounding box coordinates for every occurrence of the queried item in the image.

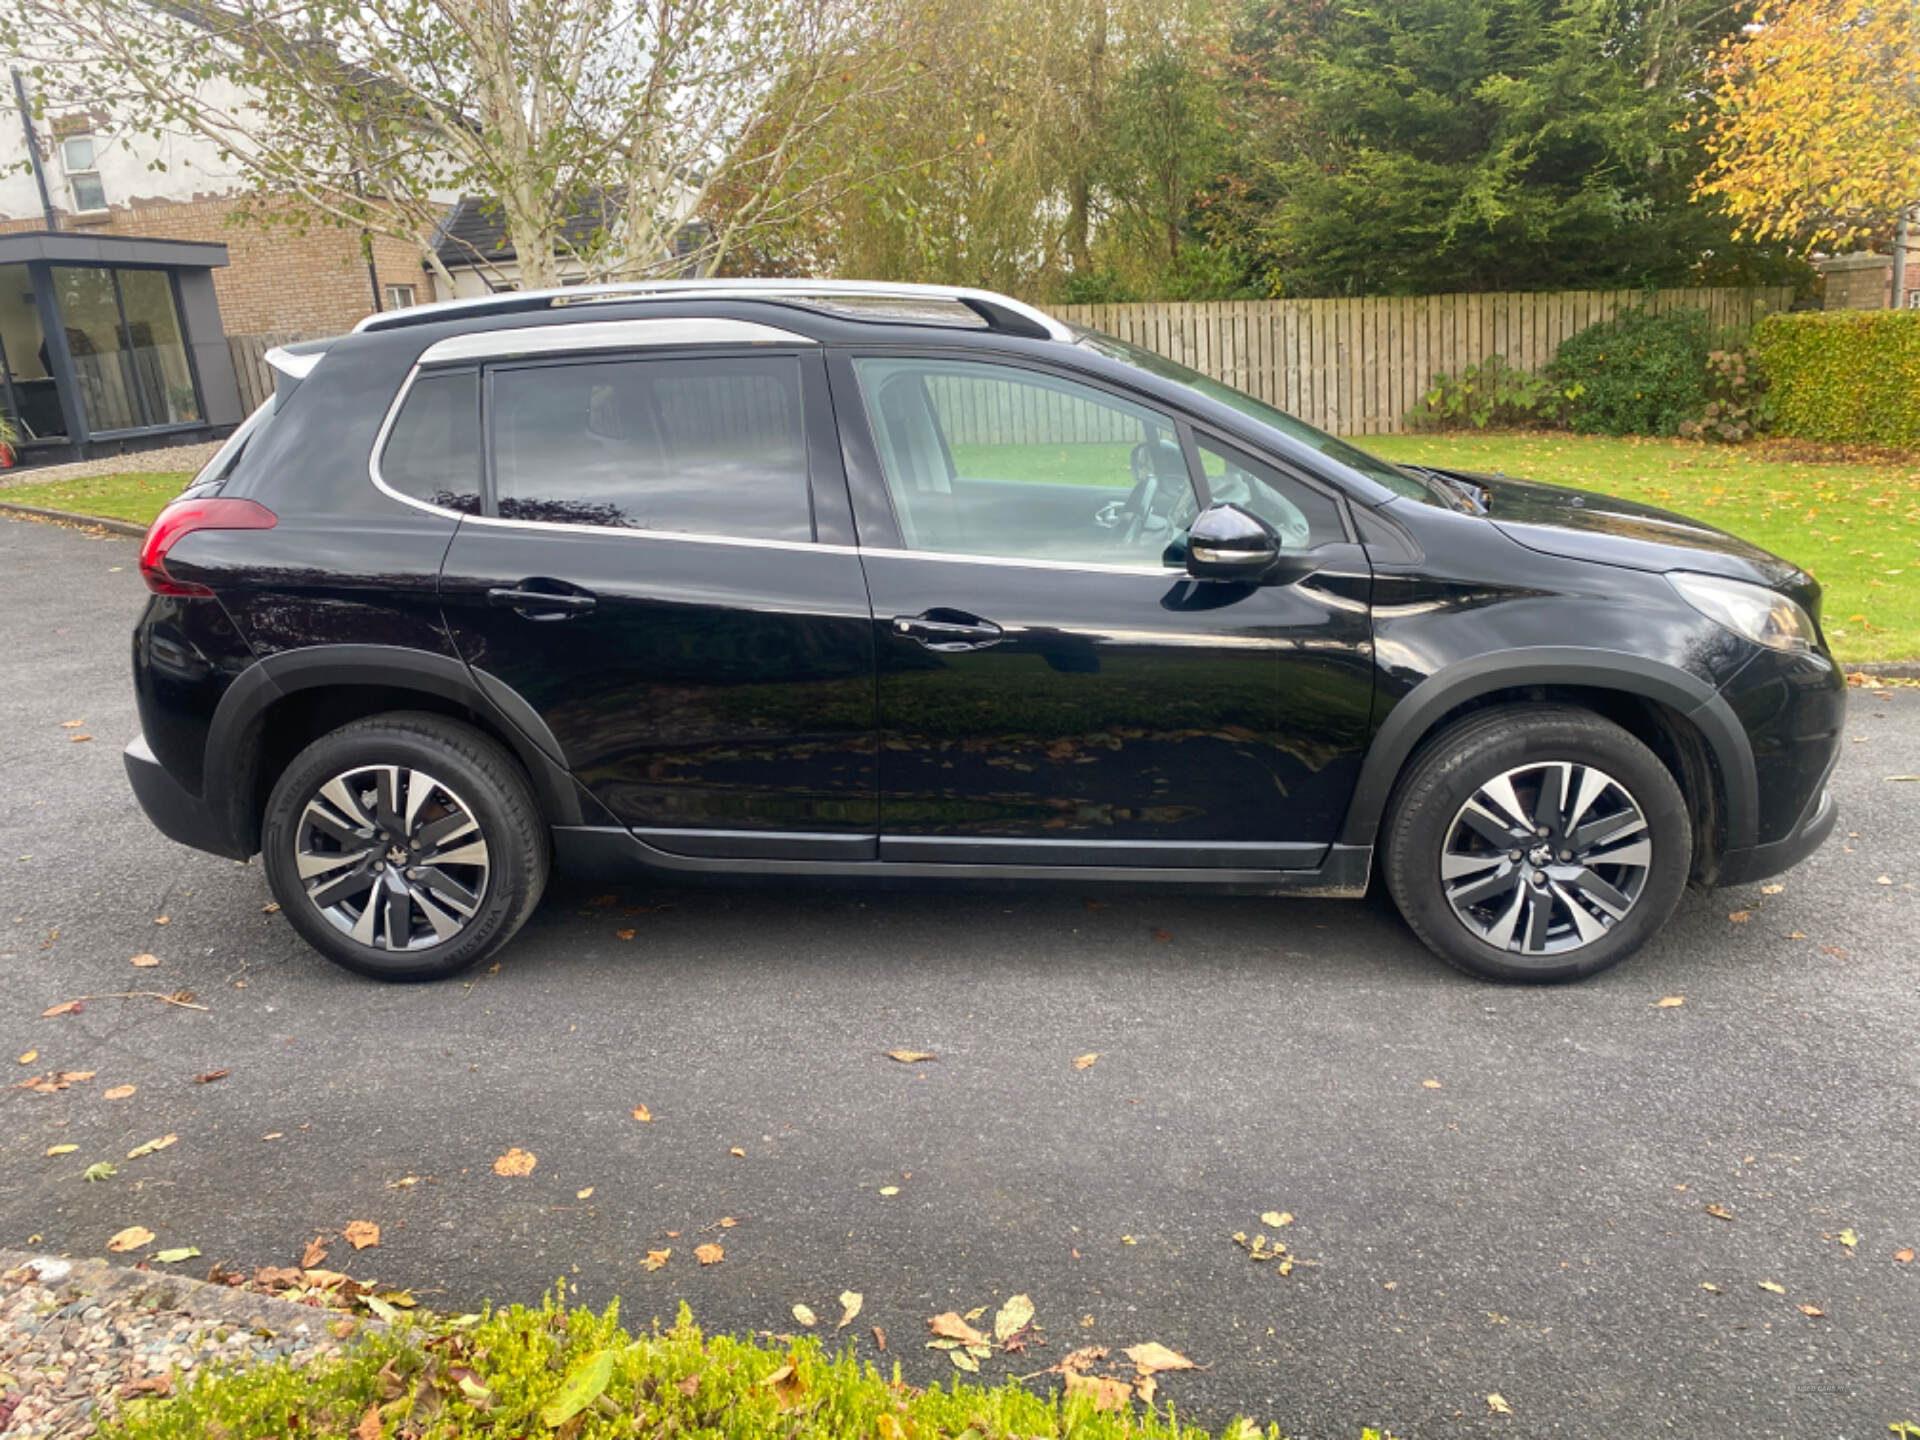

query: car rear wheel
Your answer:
[1383,705,1691,983]
[261,712,549,981]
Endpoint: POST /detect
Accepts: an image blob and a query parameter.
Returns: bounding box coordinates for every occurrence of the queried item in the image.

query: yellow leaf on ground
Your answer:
[102,1085,135,1100]
[1727,910,1750,924]
[644,1248,670,1271]
[1761,883,1785,895]
[577,1187,594,1200]
[730,1147,745,1157]
[344,1220,380,1250]
[1125,1342,1195,1376]
[994,1293,1035,1341]
[46,1143,77,1156]
[1838,1228,1858,1249]
[837,1291,863,1328]
[1064,1370,1132,1410]
[719,1216,737,1228]
[18,1051,37,1064]
[60,718,84,727]
[1488,1393,1513,1415]
[126,1134,177,1159]
[632,1104,652,1122]
[695,1243,723,1265]
[1655,996,1686,1008]
[1073,1053,1098,1070]
[1758,1280,1785,1293]
[879,1185,899,1196]
[130,954,160,968]
[1705,1204,1734,1220]
[792,1303,817,1327]
[949,1349,979,1372]
[1260,1211,1294,1228]
[1893,1248,1913,1263]
[615,929,636,940]
[492,1147,537,1177]
[1798,1304,1825,1317]
[303,1237,328,1268]
[108,1225,155,1252]
[928,1311,988,1346]
[886,1050,935,1063]
[1422,1079,1442,1089]
[42,1000,82,1017]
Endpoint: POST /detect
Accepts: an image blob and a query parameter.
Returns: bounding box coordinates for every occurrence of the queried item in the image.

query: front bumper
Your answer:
[1716,782,1837,887]
[124,733,250,861]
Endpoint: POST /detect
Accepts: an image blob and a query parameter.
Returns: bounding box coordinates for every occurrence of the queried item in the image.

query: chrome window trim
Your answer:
[417,317,814,365]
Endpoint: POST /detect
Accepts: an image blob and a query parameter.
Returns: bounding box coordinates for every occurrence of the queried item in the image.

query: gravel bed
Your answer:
[0,1252,369,1437]
[0,443,220,491]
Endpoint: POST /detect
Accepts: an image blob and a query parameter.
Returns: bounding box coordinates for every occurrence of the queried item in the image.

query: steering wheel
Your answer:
[1097,442,1183,547]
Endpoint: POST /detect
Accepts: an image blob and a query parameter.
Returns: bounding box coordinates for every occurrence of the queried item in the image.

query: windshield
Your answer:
[1073,328,1437,503]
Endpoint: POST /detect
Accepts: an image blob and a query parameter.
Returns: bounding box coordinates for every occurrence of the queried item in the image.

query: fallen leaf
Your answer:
[872,1325,887,1350]
[879,1185,899,1196]
[886,1050,936,1064]
[730,1146,745,1157]
[1700,1282,1721,1293]
[1064,1370,1132,1411]
[130,953,160,968]
[837,1291,863,1328]
[949,1348,979,1373]
[60,718,84,727]
[1136,1374,1158,1406]
[695,1243,724,1265]
[1839,1228,1858,1250]
[1758,1280,1785,1294]
[1150,928,1172,942]
[126,1134,177,1159]
[388,1176,419,1189]
[108,1225,155,1252]
[1761,883,1785,895]
[928,1311,988,1347]
[644,1248,671,1270]
[1798,1304,1825,1317]
[45,1143,77,1156]
[762,1363,804,1409]
[303,1237,329,1268]
[1727,910,1750,924]
[1125,1342,1195,1376]
[42,1000,82,1017]
[1073,1053,1099,1070]
[632,1104,652,1123]
[193,1069,230,1084]
[1059,1346,1108,1373]
[154,1246,201,1264]
[1487,1393,1513,1416]
[262,902,281,913]
[576,1187,594,1200]
[540,1350,615,1427]
[1655,996,1686,1008]
[1876,875,1893,886]
[84,1161,117,1182]
[103,1084,136,1100]
[344,1220,380,1250]
[1705,1204,1734,1221]
[1422,1079,1442,1089]
[355,1405,382,1440]
[71,734,93,743]
[492,1147,537,1177]
[792,1303,817,1327]
[994,1293,1035,1341]
[1260,1211,1294,1228]
[1894,1248,1914,1264]
[153,916,169,925]
[615,929,636,940]
[18,1050,36,1064]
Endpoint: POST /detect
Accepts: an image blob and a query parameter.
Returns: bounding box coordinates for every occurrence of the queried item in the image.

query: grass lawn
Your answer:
[0,470,194,526]
[1364,432,1920,664]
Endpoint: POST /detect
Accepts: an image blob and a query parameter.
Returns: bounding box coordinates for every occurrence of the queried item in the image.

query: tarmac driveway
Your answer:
[2,513,1916,1438]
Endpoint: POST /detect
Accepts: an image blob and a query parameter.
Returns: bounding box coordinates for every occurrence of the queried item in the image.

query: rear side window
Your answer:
[381,370,481,515]
[489,354,812,541]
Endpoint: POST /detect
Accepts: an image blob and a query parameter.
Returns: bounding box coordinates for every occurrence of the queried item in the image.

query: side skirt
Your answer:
[550,825,1373,899]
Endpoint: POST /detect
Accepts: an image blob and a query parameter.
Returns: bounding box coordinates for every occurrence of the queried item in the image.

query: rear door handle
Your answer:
[892,612,1004,652]
[488,583,597,619]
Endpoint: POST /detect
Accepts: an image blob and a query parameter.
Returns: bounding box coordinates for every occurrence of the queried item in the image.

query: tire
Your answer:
[1383,705,1691,984]
[261,712,549,981]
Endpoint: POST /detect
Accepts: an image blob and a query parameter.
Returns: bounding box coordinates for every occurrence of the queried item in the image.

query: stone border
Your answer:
[0,502,145,538]
[0,1249,381,1340]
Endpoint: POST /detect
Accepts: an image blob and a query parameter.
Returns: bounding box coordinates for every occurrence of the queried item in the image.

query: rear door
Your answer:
[408,329,876,860]
[831,351,1374,868]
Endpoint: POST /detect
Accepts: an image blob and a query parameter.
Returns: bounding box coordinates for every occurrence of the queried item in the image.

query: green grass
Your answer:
[0,470,193,525]
[1363,432,1920,664]
[103,1296,1284,1440]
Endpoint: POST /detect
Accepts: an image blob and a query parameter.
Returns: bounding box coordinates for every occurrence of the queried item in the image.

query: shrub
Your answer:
[1406,353,1560,431]
[1752,309,1920,446]
[1548,306,1717,437]
[1677,347,1771,443]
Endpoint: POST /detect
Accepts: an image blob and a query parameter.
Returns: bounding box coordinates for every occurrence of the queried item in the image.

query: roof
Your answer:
[0,231,229,269]
[431,194,623,269]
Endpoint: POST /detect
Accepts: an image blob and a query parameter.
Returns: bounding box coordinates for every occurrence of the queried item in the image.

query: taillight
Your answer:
[140,497,277,597]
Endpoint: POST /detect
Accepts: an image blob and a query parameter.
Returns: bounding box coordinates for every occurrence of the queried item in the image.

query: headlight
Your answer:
[1669,571,1815,653]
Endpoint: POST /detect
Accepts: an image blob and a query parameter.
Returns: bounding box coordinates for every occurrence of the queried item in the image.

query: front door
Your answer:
[832,352,1374,869]
[424,344,876,859]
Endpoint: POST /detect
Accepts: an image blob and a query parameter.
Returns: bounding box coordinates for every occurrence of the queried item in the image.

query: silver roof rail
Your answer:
[353,278,1073,342]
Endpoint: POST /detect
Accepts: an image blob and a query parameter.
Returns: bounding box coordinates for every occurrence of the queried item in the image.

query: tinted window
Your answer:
[854,357,1195,567]
[1196,436,1345,551]
[490,355,812,541]
[381,370,481,514]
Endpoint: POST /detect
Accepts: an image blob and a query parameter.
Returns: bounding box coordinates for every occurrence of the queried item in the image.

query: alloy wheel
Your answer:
[1440,761,1652,956]
[293,765,490,951]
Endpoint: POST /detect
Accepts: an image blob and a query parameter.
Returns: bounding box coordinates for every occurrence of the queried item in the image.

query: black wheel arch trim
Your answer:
[202,643,590,855]
[1339,646,1757,853]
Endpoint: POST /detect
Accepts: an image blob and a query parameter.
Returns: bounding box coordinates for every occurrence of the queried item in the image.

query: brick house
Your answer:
[1814,250,1920,310]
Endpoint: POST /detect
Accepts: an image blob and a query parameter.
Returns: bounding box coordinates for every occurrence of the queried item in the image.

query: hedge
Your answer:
[1753,310,1920,446]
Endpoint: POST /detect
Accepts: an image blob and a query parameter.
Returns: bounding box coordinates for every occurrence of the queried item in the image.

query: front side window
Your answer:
[1195,435,1346,551]
[380,369,481,514]
[489,354,812,540]
[61,135,107,212]
[854,357,1196,567]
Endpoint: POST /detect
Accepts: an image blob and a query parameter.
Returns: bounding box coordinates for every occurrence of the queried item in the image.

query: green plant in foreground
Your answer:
[103,1296,1286,1440]
[1407,354,1561,432]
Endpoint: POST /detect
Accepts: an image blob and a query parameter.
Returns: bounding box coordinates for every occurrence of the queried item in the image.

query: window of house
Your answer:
[853,357,1194,567]
[384,284,417,310]
[379,369,481,514]
[60,135,107,212]
[489,354,812,540]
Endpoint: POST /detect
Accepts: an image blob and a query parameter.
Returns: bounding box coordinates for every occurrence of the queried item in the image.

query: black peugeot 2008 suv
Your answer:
[124,280,1843,983]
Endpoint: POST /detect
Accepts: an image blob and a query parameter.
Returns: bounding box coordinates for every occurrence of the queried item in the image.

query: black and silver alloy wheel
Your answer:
[1440,762,1651,955]
[295,765,490,950]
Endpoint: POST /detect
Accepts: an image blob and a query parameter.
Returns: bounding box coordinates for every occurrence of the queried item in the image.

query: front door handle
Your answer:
[487,582,597,619]
[892,612,1004,652]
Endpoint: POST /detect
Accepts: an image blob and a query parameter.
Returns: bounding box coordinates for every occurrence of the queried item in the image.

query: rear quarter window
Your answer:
[379,369,482,515]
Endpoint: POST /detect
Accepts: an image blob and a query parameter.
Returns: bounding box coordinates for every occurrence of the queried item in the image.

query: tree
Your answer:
[0,0,923,289]
[1209,0,1801,296]
[1696,0,1920,249]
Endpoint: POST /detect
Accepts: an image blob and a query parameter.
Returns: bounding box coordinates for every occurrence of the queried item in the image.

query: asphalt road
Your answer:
[3,512,1916,1439]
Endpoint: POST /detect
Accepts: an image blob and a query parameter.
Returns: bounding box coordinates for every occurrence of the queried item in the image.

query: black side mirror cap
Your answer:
[1186,503,1280,581]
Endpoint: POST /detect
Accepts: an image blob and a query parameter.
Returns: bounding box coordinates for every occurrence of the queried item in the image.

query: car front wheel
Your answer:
[261,712,549,981]
[1383,705,1691,983]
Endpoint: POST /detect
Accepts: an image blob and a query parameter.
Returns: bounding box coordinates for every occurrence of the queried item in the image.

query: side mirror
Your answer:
[1186,503,1279,580]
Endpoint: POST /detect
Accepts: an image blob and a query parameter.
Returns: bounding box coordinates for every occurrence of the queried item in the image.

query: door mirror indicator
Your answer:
[1187,503,1280,580]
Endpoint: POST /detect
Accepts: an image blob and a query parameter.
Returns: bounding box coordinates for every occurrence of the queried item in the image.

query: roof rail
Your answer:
[354,279,1074,342]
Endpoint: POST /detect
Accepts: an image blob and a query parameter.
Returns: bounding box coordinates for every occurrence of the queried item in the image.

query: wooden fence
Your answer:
[1048,286,1795,436]
[227,330,319,413]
